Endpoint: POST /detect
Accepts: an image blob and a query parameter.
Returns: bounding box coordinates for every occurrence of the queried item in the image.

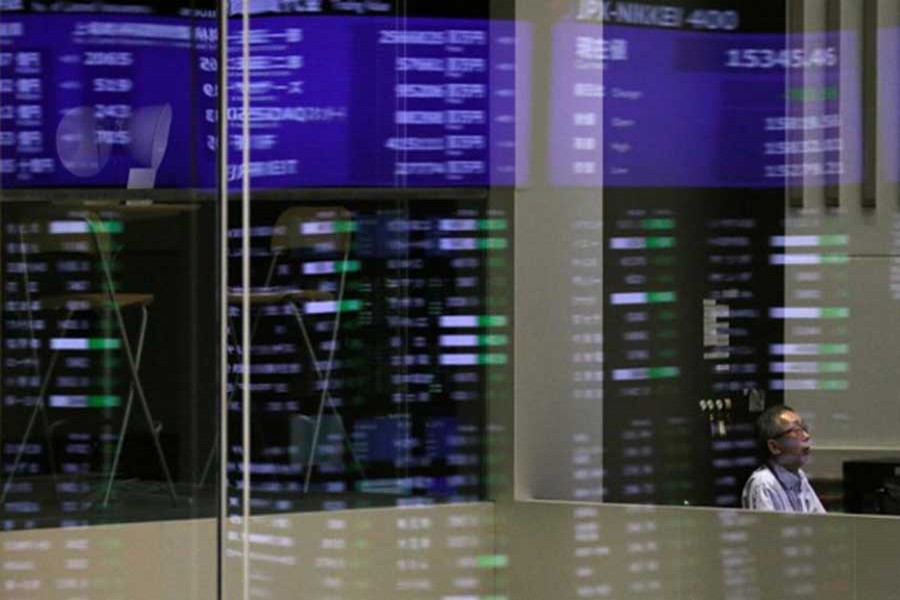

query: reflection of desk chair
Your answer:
[200,206,365,491]
[0,210,177,507]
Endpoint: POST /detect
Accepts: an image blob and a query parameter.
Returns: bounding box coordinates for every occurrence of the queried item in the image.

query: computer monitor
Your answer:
[843,459,900,515]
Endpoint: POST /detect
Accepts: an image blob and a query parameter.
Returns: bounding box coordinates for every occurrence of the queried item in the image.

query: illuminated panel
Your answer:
[0,14,215,188]
[227,202,509,512]
[880,27,900,182]
[549,22,861,188]
[567,211,605,502]
[1,207,132,527]
[225,17,531,188]
[601,192,784,507]
[773,220,851,394]
[0,14,530,188]
[602,204,688,505]
[605,207,682,402]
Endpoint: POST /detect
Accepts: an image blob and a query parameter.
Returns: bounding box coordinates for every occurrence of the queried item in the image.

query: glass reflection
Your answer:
[519,0,900,518]
[0,6,216,189]
[224,200,510,513]
[5,0,900,600]
[221,8,524,188]
[0,1,217,530]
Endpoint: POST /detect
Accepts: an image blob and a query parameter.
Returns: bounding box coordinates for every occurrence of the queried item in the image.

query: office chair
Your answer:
[200,206,365,491]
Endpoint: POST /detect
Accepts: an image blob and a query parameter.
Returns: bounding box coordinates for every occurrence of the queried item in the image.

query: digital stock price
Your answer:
[550,23,860,188]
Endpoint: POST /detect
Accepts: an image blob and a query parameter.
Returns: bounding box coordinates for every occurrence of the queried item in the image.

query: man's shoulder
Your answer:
[745,465,777,489]
[742,465,781,509]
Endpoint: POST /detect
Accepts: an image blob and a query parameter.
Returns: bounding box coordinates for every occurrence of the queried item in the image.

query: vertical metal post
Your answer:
[217,1,229,599]
[240,2,251,600]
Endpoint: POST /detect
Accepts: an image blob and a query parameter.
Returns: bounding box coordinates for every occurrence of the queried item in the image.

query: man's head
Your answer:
[755,405,811,471]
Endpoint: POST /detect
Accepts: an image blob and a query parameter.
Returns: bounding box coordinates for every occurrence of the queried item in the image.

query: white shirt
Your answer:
[741,462,826,514]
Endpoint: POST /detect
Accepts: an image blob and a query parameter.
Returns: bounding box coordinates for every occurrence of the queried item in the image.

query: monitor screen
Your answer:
[549,22,861,188]
[879,26,900,183]
[0,12,530,189]
[0,13,215,188]
[223,16,530,188]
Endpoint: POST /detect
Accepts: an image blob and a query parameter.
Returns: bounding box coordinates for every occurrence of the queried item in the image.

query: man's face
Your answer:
[767,410,811,471]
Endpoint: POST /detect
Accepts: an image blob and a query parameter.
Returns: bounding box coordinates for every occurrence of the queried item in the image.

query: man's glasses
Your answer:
[771,422,810,439]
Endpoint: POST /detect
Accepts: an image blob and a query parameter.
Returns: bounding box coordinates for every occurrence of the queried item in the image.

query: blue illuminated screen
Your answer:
[0,14,528,188]
[550,22,861,188]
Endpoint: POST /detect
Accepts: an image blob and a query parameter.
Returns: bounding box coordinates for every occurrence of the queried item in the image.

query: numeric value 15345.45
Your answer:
[725,47,838,69]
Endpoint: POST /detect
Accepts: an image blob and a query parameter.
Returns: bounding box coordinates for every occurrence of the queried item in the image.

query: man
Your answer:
[741,405,825,513]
